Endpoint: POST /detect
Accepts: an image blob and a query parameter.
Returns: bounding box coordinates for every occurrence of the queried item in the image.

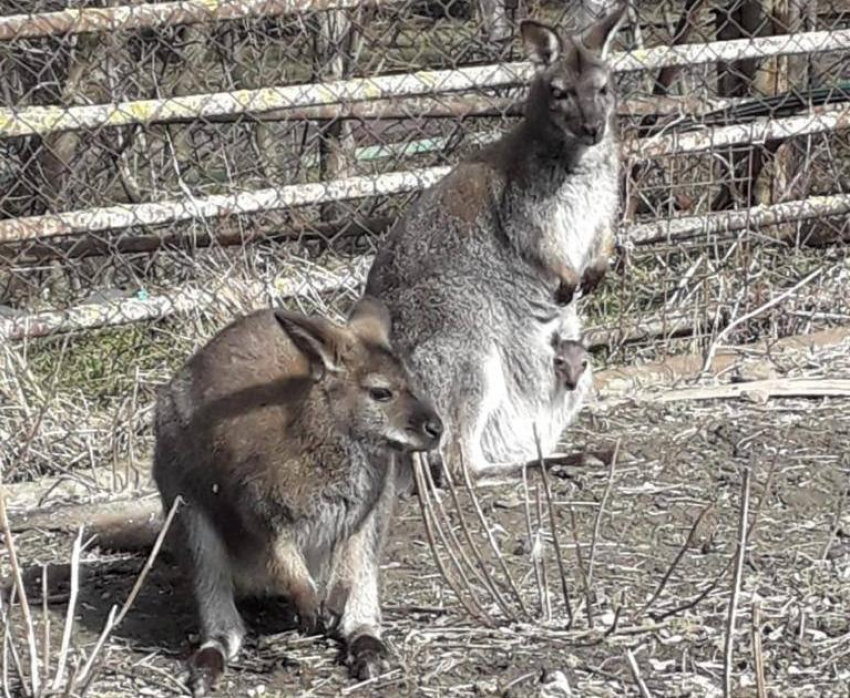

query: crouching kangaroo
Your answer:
[153,297,442,695]
[366,6,626,480]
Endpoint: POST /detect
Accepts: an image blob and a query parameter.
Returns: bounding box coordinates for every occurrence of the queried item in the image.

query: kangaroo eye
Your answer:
[369,387,393,402]
[551,86,571,100]
[600,84,609,96]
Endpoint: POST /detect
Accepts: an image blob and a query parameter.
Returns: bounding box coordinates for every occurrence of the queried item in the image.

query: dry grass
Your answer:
[2,333,848,697]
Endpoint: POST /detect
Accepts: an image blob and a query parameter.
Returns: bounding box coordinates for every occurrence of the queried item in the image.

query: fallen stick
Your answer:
[723,468,752,698]
[752,601,767,698]
[625,649,654,698]
[654,378,850,403]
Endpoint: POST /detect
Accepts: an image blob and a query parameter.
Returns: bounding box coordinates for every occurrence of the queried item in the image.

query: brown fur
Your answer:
[153,297,441,695]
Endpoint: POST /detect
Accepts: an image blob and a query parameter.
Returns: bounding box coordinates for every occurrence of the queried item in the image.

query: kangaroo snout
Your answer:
[580,122,604,145]
[406,403,444,451]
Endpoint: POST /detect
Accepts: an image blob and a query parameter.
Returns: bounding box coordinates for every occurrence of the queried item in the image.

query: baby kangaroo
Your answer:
[552,333,589,392]
[152,297,442,696]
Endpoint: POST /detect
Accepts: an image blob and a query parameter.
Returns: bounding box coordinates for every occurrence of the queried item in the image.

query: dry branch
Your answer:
[437,464,518,621]
[586,440,619,592]
[655,378,850,403]
[723,467,751,698]
[625,649,654,698]
[0,480,40,696]
[0,170,449,243]
[633,107,850,161]
[412,457,494,627]
[567,502,594,628]
[752,601,767,698]
[700,266,826,374]
[535,429,573,626]
[51,529,83,692]
[73,496,182,691]
[640,500,715,614]
[459,456,531,620]
[521,465,546,619]
[0,274,710,343]
[418,458,493,623]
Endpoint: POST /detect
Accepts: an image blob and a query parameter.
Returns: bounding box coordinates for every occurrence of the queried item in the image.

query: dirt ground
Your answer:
[3,337,850,697]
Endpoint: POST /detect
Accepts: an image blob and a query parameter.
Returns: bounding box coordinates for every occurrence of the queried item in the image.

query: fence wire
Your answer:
[1,0,849,480]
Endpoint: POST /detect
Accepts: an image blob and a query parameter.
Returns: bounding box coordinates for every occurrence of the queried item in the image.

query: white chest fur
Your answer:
[526,143,619,272]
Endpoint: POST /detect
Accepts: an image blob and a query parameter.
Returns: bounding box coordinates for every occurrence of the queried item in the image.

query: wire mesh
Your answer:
[1,0,848,491]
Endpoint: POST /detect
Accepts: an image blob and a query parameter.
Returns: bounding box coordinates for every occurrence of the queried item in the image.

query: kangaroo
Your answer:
[365,6,625,480]
[552,334,590,392]
[152,297,442,696]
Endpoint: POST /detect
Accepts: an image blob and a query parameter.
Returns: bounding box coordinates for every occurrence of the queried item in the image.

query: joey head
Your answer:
[551,334,590,392]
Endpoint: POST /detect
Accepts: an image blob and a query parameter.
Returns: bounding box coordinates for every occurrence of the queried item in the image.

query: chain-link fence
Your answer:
[1,0,849,480]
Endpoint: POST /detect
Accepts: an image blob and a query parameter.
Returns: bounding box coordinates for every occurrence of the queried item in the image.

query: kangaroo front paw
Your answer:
[322,584,350,636]
[347,634,389,681]
[553,264,580,306]
[188,645,226,697]
[580,255,610,296]
[294,586,321,636]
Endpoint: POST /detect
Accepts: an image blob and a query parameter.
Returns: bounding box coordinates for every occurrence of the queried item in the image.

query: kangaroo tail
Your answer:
[10,496,164,554]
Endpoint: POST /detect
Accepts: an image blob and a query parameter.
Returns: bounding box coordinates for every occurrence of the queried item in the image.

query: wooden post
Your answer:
[712,1,769,210]
[768,1,813,238]
[315,8,359,223]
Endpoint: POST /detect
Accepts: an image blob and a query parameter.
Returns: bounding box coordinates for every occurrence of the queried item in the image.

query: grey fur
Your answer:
[152,297,441,695]
[365,7,625,478]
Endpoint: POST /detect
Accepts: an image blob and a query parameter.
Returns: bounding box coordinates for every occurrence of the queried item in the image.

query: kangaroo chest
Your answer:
[518,145,619,272]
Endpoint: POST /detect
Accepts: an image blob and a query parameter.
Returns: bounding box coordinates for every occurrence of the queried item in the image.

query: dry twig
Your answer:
[75,496,183,692]
[412,456,493,627]
[752,600,767,698]
[419,459,492,623]
[723,467,751,698]
[459,454,530,619]
[429,459,516,620]
[567,502,594,628]
[641,499,715,614]
[587,440,620,589]
[535,429,573,626]
[52,528,84,692]
[0,480,40,696]
[625,649,654,698]
[521,464,546,619]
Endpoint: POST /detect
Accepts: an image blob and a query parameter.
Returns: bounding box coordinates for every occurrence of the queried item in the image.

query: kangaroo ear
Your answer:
[521,20,562,66]
[274,310,344,378]
[580,1,628,58]
[347,295,392,348]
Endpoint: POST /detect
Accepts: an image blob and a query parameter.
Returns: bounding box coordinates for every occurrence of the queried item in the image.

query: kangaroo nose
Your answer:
[423,415,443,441]
[583,124,603,143]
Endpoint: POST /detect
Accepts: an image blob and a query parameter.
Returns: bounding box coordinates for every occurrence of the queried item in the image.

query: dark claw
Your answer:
[298,607,320,636]
[322,587,349,636]
[580,256,610,297]
[554,279,576,306]
[188,646,226,697]
[347,635,389,681]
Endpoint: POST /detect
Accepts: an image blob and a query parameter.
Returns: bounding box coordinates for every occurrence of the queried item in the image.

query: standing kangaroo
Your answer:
[365,6,625,479]
[153,297,442,696]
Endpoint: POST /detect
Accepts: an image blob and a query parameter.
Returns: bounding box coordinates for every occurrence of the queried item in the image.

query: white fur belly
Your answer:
[530,170,618,272]
[479,318,591,468]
